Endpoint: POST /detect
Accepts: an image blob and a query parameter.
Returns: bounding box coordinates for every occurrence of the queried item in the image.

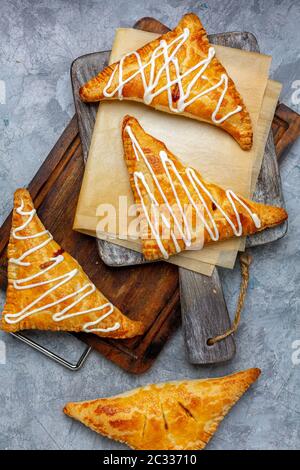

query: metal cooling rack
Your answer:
[10,332,91,371]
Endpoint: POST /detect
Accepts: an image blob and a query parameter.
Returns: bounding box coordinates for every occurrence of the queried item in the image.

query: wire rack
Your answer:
[10,332,91,371]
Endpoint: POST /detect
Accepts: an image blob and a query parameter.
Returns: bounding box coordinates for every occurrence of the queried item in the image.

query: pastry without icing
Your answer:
[64,368,261,450]
[0,189,144,338]
[79,13,253,150]
[122,116,288,261]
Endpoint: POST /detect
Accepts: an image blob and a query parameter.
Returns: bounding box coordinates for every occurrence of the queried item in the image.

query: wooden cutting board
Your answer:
[70,17,290,365]
[0,115,181,374]
[0,106,298,373]
[0,42,299,374]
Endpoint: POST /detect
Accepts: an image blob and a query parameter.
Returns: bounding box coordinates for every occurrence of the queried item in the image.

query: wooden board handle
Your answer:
[132,16,293,365]
[133,17,235,364]
[179,267,235,364]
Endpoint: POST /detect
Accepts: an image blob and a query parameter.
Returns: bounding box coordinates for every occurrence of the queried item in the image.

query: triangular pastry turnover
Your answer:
[122,116,287,261]
[64,368,261,450]
[80,13,253,150]
[0,189,144,338]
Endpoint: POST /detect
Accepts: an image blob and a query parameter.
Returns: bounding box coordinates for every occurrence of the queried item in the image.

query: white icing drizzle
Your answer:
[104,28,242,123]
[5,201,120,333]
[126,125,261,259]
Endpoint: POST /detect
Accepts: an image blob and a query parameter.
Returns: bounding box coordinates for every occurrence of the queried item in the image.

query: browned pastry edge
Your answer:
[0,189,144,339]
[79,13,253,150]
[122,115,287,261]
[63,368,261,450]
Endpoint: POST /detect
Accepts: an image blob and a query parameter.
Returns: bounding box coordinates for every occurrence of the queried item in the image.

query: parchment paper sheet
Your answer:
[74,29,278,275]
[85,78,281,272]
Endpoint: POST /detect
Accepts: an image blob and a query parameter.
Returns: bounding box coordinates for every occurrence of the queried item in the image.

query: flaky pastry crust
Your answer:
[80,13,253,150]
[0,189,144,338]
[64,368,261,450]
[122,116,287,261]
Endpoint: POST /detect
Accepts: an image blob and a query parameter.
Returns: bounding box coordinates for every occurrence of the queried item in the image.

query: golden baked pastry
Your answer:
[0,189,143,338]
[79,13,253,150]
[64,368,260,450]
[122,115,288,261]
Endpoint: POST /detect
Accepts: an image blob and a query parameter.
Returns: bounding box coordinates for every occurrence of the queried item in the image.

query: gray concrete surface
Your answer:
[0,0,299,450]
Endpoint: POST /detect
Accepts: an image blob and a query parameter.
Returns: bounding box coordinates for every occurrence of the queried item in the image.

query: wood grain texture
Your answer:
[180,267,235,363]
[246,103,298,248]
[0,116,180,374]
[0,19,299,371]
[246,130,288,247]
[272,103,300,158]
[0,95,298,372]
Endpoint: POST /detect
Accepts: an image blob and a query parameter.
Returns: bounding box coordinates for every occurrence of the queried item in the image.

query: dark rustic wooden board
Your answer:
[272,103,300,157]
[0,101,297,373]
[0,116,180,374]
[71,17,288,364]
[0,21,299,371]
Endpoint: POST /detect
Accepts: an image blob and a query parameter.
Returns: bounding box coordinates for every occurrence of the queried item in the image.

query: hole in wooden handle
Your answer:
[206,338,215,346]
